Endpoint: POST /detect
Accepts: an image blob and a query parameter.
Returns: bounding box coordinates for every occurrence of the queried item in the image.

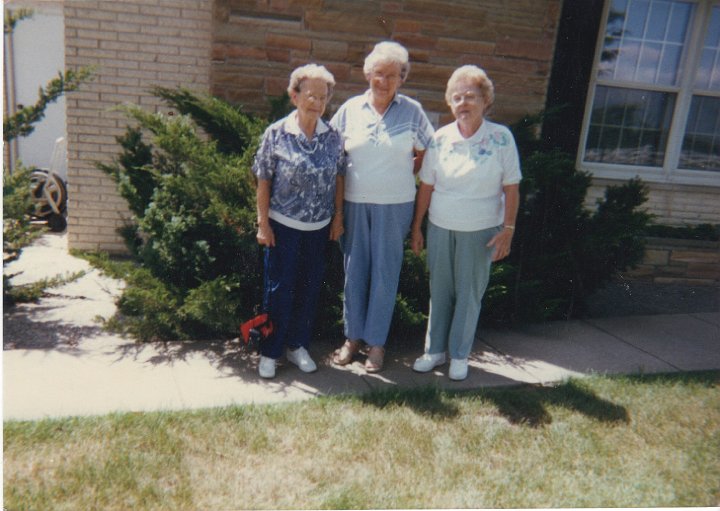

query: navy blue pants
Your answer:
[262,219,329,359]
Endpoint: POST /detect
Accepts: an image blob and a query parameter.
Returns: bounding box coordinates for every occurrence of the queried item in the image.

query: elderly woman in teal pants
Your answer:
[410,65,521,381]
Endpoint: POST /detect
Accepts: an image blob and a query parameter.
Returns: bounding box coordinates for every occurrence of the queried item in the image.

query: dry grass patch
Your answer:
[4,372,719,510]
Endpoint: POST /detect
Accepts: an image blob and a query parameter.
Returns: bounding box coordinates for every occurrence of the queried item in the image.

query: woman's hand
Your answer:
[330,214,344,241]
[257,221,275,247]
[489,184,519,261]
[410,227,424,256]
[487,227,514,261]
[410,183,433,256]
[256,179,274,247]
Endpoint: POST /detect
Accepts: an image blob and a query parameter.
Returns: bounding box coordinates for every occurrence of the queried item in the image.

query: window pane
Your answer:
[637,42,663,82]
[659,44,683,84]
[680,95,720,171]
[667,2,692,42]
[694,6,720,91]
[600,0,694,86]
[646,1,670,41]
[626,0,650,38]
[584,86,675,166]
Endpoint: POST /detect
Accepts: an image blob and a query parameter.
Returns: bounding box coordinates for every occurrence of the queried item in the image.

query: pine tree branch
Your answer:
[3,67,94,142]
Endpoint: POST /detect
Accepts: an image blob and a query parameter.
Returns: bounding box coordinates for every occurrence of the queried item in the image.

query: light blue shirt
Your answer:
[253,111,346,230]
[331,91,434,204]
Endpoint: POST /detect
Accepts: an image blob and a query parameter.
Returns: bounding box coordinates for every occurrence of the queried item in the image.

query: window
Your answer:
[580,0,720,186]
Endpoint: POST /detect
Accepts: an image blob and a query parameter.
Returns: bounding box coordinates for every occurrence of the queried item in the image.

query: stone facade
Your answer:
[211,0,561,127]
[622,237,720,286]
[64,0,212,252]
[586,179,720,227]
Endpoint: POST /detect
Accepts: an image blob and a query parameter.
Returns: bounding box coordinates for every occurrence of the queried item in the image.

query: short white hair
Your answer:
[445,65,495,108]
[287,63,336,97]
[363,41,410,81]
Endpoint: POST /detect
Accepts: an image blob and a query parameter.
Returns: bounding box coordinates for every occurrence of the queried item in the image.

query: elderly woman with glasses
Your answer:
[330,41,435,372]
[252,64,346,379]
[410,65,521,381]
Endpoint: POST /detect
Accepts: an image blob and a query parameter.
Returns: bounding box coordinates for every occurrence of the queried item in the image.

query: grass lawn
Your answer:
[4,371,719,510]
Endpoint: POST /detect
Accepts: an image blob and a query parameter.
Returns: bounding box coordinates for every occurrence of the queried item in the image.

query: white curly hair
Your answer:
[445,65,495,108]
[287,63,336,97]
[363,41,410,81]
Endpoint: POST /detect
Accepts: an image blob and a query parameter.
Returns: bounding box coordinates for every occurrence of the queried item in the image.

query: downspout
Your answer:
[3,16,19,173]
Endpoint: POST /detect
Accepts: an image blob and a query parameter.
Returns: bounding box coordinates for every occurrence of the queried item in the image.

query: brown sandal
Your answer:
[333,339,360,365]
[365,346,385,373]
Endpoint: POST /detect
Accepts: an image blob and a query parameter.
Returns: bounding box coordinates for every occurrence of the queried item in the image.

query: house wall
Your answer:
[622,237,720,286]
[64,0,212,252]
[63,0,561,252]
[586,180,720,227]
[211,0,562,127]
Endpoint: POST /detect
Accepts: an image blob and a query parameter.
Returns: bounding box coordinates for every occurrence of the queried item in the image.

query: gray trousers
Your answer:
[424,222,500,359]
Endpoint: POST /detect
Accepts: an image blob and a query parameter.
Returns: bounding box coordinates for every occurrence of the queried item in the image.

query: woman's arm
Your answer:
[486,183,519,261]
[410,182,434,255]
[413,149,426,175]
[256,179,275,247]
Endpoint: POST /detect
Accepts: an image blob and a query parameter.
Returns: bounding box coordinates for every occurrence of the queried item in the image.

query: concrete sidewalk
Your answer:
[3,233,719,421]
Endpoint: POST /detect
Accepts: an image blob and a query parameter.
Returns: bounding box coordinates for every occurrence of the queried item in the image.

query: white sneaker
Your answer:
[449,358,469,381]
[286,347,317,373]
[413,352,446,373]
[258,356,276,379]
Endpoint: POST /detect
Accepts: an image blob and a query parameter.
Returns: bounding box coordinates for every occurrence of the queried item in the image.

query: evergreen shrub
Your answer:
[98,89,266,340]
[3,166,42,258]
[3,166,45,307]
[482,150,651,323]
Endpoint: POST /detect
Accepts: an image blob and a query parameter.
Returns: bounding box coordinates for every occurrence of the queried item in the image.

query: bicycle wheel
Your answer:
[30,169,67,218]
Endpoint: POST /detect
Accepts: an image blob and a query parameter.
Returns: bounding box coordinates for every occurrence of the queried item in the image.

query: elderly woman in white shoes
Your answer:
[253,64,346,379]
[410,65,521,381]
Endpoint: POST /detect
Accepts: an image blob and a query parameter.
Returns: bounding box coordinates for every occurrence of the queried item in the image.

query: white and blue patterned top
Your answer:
[253,111,346,231]
[331,91,435,204]
[419,119,521,232]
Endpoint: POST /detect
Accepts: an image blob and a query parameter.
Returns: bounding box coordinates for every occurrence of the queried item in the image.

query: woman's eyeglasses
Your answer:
[300,91,329,103]
[450,92,481,105]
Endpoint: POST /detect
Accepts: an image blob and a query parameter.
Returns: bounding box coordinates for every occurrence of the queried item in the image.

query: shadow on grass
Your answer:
[356,372,719,428]
[355,378,632,427]
[359,387,461,419]
[480,379,629,427]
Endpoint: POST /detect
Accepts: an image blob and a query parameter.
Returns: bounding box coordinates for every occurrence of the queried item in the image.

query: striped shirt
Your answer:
[331,91,434,204]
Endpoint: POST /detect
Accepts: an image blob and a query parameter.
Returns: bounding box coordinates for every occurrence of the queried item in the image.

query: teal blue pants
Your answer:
[424,222,500,360]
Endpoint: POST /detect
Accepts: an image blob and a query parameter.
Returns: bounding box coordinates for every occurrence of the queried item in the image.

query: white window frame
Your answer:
[578,0,720,187]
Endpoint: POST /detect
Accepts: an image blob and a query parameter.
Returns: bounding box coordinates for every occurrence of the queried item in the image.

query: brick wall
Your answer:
[63,0,561,252]
[64,0,212,252]
[622,237,720,286]
[211,0,562,127]
[586,180,720,227]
